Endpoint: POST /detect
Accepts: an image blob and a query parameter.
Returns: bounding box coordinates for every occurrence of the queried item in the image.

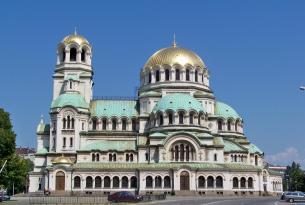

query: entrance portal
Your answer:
[180,171,190,190]
[55,171,65,191]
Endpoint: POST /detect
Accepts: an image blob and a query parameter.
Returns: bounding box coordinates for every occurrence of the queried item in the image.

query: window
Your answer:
[240,177,246,188]
[69,81,73,89]
[207,176,214,188]
[70,137,73,147]
[132,119,136,131]
[233,177,239,188]
[92,154,95,162]
[122,119,127,131]
[216,176,223,188]
[63,137,66,148]
[255,155,258,166]
[195,70,198,82]
[214,153,217,161]
[71,118,74,129]
[67,116,71,129]
[175,69,180,80]
[86,176,93,188]
[146,176,153,188]
[159,114,163,126]
[145,153,149,161]
[179,112,184,124]
[155,176,162,188]
[168,113,173,125]
[81,49,86,62]
[186,69,190,81]
[218,120,222,130]
[82,122,84,130]
[113,176,120,188]
[198,176,205,188]
[104,176,110,188]
[122,176,128,188]
[126,154,129,162]
[227,120,231,131]
[63,118,66,129]
[189,113,194,124]
[96,153,99,162]
[102,118,107,130]
[92,119,97,130]
[109,154,112,162]
[235,121,239,131]
[62,50,66,62]
[165,69,170,81]
[95,176,102,188]
[74,176,81,188]
[112,119,117,130]
[130,176,137,188]
[164,176,171,188]
[248,177,253,188]
[155,70,160,82]
[113,154,116,161]
[130,154,133,162]
[148,72,152,83]
[70,48,77,62]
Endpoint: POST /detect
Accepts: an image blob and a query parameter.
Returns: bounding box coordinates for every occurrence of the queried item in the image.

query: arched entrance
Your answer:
[180,171,190,190]
[55,171,65,191]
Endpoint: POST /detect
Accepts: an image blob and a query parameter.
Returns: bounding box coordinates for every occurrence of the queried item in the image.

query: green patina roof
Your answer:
[139,91,162,98]
[51,93,89,109]
[36,123,50,134]
[213,137,224,146]
[36,148,48,154]
[90,100,138,118]
[81,140,136,151]
[73,162,261,172]
[215,101,241,119]
[153,93,204,113]
[197,133,213,138]
[64,73,79,81]
[224,139,247,152]
[248,143,263,155]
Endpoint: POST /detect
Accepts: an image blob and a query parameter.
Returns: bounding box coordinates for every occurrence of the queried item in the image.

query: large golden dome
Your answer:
[52,155,73,165]
[62,34,89,46]
[144,45,206,69]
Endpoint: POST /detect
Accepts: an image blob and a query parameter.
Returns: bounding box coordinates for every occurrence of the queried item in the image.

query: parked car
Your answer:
[285,191,305,203]
[108,191,143,202]
[281,191,292,200]
[0,194,10,201]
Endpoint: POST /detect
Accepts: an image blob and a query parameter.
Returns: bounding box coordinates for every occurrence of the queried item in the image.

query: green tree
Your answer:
[285,162,305,191]
[0,108,16,158]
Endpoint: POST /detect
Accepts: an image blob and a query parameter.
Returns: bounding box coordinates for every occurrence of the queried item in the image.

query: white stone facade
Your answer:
[29,33,283,196]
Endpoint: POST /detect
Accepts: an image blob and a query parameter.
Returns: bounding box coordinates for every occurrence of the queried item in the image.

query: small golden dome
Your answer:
[144,46,206,69]
[62,34,90,46]
[52,155,73,165]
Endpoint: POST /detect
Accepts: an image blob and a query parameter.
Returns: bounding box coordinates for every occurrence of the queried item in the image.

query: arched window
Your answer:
[126,154,129,162]
[175,69,180,80]
[69,81,73,89]
[180,144,185,161]
[255,155,258,166]
[86,176,93,188]
[164,176,171,188]
[165,69,170,81]
[248,177,253,188]
[198,113,202,125]
[130,154,133,162]
[146,176,153,188]
[62,49,66,62]
[70,48,77,62]
[71,118,75,129]
[235,120,239,131]
[195,70,198,82]
[92,119,97,130]
[109,153,112,162]
[175,145,179,161]
[240,177,246,188]
[198,176,205,188]
[104,176,110,188]
[74,176,81,188]
[207,176,214,188]
[67,116,71,129]
[155,70,160,82]
[234,155,237,162]
[92,153,95,162]
[113,154,116,161]
[95,176,102,188]
[186,69,190,81]
[130,176,137,188]
[179,112,184,124]
[159,114,163,126]
[96,153,99,162]
[185,145,190,161]
[233,177,239,188]
[69,137,73,147]
[168,112,173,125]
[81,49,86,62]
[132,119,136,131]
[216,176,223,188]
[155,176,162,188]
[218,120,222,130]
[148,72,152,83]
[214,153,217,161]
[227,120,231,131]
[113,176,120,188]
[122,119,127,131]
[63,137,66,148]
[63,118,66,129]
[112,119,117,130]
[102,118,107,130]
[189,113,194,124]
[122,176,129,188]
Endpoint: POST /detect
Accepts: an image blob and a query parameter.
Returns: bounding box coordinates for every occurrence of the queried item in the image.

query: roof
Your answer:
[90,100,138,118]
[16,147,35,155]
[36,123,50,134]
[215,101,241,119]
[213,137,224,146]
[36,148,48,154]
[64,73,79,81]
[248,143,263,155]
[81,140,136,152]
[152,93,205,113]
[224,139,247,153]
[51,93,89,109]
[62,34,90,46]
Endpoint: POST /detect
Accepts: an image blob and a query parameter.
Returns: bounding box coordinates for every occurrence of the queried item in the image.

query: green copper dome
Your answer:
[152,93,204,113]
[51,93,89,109]
[215,101,241,119]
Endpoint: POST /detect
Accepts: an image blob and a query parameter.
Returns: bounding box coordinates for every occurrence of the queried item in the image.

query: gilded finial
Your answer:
[74,27,77,35]
[172,33,177,47]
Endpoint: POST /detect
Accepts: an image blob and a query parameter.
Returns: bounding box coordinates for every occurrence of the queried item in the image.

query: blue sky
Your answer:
[0,1,305,167]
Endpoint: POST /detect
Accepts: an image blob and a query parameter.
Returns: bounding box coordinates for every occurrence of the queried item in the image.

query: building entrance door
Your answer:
[55,171,65,191]
[180,171,190,190]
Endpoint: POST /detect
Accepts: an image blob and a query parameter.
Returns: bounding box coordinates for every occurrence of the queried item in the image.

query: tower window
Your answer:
[112,119,117,130]
[218,120,222,130]
[132,119,136,131]
[69,81,72,89]
[186,69,190,81]
[179,112,184,124]
[189,113,194,124]
[81,49,86,62]
[92,119,97,130]
[148,72,152,83]
[122,119,127,131]
[62,50,66,62]
[165,69,170,81]
[159,114,163,126]
[70,48,77,62]
[63,137,66,148]
[102,118,107,130]
[155,70,160,82]
[168,113,173,125]
[175,69,180,80]
[195,70,198,82]
[227,120,231,131]
[214,153,217,161]
[70,137,73,147]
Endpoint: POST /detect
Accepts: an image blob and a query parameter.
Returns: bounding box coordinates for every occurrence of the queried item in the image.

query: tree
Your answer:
[285,162,305,191]
[0,108,16,158]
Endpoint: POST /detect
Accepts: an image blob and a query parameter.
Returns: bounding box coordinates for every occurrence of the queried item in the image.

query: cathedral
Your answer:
[29,32,282,196]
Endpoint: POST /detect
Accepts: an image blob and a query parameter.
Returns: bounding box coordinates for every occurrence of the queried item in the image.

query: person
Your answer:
[44,188,50,196]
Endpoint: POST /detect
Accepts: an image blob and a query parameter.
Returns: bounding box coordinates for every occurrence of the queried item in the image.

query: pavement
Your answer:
[1,196,304,205]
